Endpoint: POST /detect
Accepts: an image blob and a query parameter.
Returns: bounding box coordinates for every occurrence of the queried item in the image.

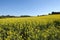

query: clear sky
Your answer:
[0,0,60,16]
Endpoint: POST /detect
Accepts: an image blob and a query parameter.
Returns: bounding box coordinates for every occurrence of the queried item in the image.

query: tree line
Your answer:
[0,12,60,18]
[0,15,31,18]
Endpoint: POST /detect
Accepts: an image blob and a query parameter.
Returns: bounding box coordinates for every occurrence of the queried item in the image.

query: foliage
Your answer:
[48,12,60,15]
[0,15,16,18]
[20,15,31,17]
[0,15,60,40]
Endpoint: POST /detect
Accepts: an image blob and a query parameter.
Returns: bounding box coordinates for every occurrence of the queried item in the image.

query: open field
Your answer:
[0,15,60,40]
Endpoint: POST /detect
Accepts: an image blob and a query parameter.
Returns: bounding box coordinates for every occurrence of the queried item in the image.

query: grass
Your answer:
[0,14,60,40]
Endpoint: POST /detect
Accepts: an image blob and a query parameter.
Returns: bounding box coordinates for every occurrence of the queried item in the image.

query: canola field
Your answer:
[0,15,60,40]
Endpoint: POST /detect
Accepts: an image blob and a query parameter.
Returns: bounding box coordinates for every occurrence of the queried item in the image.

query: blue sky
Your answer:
[0,0,60,16]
